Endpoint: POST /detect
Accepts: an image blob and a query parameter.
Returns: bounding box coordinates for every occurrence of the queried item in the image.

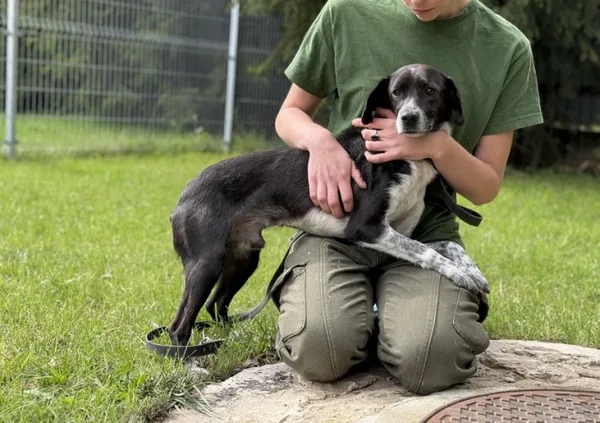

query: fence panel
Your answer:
[0,1,289,155]
[234,12,290,136]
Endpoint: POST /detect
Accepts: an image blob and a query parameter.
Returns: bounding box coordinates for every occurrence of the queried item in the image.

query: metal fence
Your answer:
[1,0,291,157]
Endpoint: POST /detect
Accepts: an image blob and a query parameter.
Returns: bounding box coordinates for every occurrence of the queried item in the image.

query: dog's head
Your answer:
[361,64,464,136]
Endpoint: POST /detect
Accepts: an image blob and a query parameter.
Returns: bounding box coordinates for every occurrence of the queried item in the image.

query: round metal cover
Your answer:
[421,389,600,423]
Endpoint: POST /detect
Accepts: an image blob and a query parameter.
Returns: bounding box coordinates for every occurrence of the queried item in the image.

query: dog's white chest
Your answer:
[386,160,437,235]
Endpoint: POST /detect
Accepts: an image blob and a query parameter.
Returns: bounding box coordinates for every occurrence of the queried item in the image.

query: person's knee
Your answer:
[278,321,371,382]
[273,233,376,383]
[378,288,489,395]
[275,264,372,382]
[389,331,487,394]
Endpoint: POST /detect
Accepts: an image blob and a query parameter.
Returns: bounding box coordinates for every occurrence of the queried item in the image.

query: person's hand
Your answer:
[351,108,446,163]
[306,130,367,218]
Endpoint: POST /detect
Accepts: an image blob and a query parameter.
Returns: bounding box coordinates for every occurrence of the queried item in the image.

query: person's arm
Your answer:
[430,130,513,205]
[434,38,543,204]
[275,84,367,218]
[275,2,370,217]
[351,115,510,205]
[274,84,330,151]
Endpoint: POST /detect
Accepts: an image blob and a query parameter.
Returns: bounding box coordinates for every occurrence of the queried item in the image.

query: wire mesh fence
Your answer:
[0,0,290,155]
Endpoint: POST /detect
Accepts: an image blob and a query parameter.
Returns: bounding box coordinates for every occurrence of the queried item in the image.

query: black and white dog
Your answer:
[168,64,489,346]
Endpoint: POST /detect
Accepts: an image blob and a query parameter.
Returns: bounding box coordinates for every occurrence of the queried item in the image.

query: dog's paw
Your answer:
[440,259,490,295]
[445,266,483,295]
[469,267,490,294]
[168,327,191,347]
[456,264,490,295]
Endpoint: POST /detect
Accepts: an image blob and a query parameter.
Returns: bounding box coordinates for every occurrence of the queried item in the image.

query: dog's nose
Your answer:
[401,113,418,125]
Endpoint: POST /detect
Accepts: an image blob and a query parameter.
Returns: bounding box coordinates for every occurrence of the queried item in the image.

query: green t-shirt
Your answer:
[284,0,544,246]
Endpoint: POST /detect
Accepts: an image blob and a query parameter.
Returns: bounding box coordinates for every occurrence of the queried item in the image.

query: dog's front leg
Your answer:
[356,224,487,294]
[427,241,490,294]
[342,184,482,294]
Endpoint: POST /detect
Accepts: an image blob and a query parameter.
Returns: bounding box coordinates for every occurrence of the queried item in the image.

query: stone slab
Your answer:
[166,340,600,423]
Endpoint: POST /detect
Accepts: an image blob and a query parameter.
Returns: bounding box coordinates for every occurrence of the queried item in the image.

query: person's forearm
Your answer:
[431,134,501,206]
[275,107,335,151]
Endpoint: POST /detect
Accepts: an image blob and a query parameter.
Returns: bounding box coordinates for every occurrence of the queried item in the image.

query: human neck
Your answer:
[438,0,472,19]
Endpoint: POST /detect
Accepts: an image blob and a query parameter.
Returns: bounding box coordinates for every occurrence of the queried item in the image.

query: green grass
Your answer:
[0,119,599,421]
[0,152,292,422]
[0,114,274,156]
[459,171,600,346]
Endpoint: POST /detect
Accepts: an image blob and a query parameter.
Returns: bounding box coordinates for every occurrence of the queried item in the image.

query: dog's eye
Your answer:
[425,87,436,96]
[392,89,402,96]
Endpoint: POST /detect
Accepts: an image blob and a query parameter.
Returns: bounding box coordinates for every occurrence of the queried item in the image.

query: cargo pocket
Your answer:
[272,262,308,343]
[452,288,490,355]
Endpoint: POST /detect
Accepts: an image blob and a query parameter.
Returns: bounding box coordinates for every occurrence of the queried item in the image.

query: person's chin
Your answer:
[410,7,439,21]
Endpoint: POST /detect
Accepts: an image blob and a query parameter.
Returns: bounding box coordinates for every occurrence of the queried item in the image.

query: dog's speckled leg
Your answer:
[428,241,490,294]
[357,224,485,294]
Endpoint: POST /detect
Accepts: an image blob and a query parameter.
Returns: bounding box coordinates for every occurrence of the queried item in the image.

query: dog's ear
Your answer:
[446,77,465,126]
[360,77,391,124]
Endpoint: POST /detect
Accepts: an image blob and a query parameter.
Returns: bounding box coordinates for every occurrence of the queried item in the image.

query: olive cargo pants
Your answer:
[270,231,490,395]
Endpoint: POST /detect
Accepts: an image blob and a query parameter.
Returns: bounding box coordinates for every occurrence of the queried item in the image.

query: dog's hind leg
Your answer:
[168,211,191,333]
[206,247,262,322]
[169,280,190,335]
[168,208,231,346]
[169,248,227,346]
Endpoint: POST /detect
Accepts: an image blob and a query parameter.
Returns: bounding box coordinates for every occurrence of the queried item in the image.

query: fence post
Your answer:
[223,0,240,153]
[4,0,19,159]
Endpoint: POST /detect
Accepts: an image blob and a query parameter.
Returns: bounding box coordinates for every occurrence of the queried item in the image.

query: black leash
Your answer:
[428,176,483,227]
[146,178,482,359]
[145,321,223,359]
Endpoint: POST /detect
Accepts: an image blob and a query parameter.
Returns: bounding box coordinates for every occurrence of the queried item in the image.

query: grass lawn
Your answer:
[1,122,599,421]
[0,114,273,156]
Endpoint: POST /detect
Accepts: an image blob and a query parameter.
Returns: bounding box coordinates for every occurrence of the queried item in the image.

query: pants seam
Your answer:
[453,288,476,356]
[411,270,440,392]
[319,239,338,379]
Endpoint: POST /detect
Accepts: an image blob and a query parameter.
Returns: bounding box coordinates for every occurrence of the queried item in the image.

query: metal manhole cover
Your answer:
[421,389,600,423]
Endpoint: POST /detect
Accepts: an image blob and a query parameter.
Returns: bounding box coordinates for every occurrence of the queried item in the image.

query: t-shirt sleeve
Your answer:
[284,4,337,98]
[483,38,544,135]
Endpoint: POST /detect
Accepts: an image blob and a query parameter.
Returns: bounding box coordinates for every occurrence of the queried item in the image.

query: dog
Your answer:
[167,64,489,346]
